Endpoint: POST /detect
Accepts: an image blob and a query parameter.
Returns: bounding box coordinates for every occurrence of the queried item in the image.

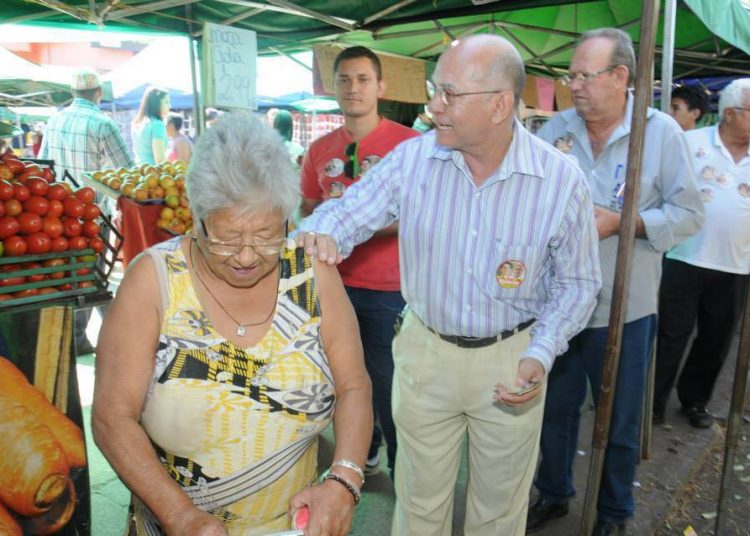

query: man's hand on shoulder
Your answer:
[295,232,343,266]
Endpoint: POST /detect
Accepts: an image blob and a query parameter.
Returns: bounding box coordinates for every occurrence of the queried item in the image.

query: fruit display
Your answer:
[0,357,85,535]
[0,151,112,306]
[88,160,193,235]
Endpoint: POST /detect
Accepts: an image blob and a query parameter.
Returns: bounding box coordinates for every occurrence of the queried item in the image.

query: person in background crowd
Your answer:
[298,34,601,535]
[166,113,193,163]
[132,87,170,164]
[273,110,305,170]
[205,107,221,129]
[411,105,434,133]
[266,107,280,127]
[529,28,704,536]
[93,113,371,536]
[669,85,710,132]
[300,46,419,481]
[653,79,750,428]
[39,67,134,357]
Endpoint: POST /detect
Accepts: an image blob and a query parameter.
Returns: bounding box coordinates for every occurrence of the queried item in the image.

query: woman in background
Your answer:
[273,110,305,171]
[132,87,170,164]
[166,113,193,163]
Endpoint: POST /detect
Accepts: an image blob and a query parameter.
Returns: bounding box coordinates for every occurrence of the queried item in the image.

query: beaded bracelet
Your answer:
[324,472,361,505]
[331,459,365,485]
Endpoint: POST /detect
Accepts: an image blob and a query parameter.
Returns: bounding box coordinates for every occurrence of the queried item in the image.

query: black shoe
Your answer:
[682,405,713,428]
[593,520,626,536]
[652,410,665,426]
[526,496,569,533]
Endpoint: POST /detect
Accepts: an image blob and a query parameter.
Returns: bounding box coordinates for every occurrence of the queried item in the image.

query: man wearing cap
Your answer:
[40,68,134,356]
[40,68,133,182]
[300,46,418,480]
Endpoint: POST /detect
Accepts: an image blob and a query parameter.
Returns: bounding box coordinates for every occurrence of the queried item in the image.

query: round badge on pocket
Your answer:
[496,260,527,289]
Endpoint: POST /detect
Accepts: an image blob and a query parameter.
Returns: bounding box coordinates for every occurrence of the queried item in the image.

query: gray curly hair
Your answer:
[186,111,299,223]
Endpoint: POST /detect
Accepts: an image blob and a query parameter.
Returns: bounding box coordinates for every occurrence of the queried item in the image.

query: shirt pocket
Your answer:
[481,241,546,303]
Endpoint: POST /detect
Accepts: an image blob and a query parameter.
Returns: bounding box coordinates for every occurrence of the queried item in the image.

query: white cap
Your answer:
[71,68,102,90]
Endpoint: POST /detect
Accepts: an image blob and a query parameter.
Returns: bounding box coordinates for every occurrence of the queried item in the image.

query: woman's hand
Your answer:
[289,480,355,536]
[164,508,228,536]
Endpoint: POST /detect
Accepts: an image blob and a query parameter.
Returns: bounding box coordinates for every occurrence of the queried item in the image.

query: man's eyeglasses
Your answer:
[560,65,619,86]
[199,219,287,256]
[425,79,504,107]
[732,106,750,113]
[344,142,359,179]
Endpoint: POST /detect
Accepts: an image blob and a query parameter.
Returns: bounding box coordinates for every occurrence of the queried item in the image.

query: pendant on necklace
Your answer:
[236,325,247,337]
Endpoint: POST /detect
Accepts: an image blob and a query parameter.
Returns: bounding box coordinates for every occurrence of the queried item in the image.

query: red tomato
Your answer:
[24,262,46,283]
[26,232,51,254]
[47,199,64,218]
[37,287,59,295]
[24,163,41,176]
[0,275,25,287]
[78,281,95,289]
[4,159,24,175]
[74,187,95,204]
[81,221,100,238]
[0,203,4,218]
[4,199,22,217]
[17,212,42,235]
[41,216,64,238]
[23,196,49,217]
[88,236,105,254]
[43,258,67,279]
[76,267,91,276]
[0,294,14,301]
[41,168,55,183]
[57,283,73,291]
[68,236,88,250]
[0,216,19,239]
[26,177,49,197]
[12,183,30,201]
[0,179,13,201]
[46,183,68,201]
[62,218,82,237]
[63,197,85,218]
[50,236,69,252]
[0,263,20,273]
[14,288,39,298]
[82,203,101,221]
[3,235,27,256]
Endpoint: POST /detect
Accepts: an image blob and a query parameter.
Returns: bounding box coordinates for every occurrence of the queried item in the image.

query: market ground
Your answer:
[77,296,749,536]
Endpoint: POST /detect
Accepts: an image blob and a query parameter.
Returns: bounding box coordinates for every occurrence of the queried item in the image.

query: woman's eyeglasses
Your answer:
[344,142,359,179]
[199,219,287,256]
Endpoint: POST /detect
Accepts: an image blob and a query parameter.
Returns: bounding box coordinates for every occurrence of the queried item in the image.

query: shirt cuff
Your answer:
[523,337,557,375]
[639,209,670,252]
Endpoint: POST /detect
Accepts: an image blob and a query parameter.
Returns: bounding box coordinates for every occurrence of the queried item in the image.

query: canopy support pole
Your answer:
[579,0,660,533]
[185,3,202,136]
[716,280,750,534]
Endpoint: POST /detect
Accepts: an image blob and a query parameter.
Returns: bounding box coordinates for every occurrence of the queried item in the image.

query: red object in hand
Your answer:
[293,507,309,530]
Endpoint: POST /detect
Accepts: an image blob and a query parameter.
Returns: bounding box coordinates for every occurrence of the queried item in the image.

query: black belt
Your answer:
[429,319,535,349]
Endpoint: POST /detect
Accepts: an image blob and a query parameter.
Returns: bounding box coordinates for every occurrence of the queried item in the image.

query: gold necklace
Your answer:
[189,238,280,337]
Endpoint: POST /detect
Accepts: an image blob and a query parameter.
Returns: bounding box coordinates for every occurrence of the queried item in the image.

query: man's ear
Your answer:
[690,108,702,122]
[377,79,387,99]
[491,91,515,125]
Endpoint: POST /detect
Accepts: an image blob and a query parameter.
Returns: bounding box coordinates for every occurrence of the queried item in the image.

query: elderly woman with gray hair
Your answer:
[93,112,372,536]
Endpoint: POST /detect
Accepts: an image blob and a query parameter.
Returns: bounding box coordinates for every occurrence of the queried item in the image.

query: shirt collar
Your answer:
[429,118,545,181]
[71,98,99,109]
[711,123,750,157]
[566,90,657,145]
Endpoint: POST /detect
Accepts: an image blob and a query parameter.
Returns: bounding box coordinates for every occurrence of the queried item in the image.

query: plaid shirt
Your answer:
[39,98,134,181]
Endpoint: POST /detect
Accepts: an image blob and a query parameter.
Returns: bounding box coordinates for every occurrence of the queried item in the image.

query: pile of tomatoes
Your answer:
[0,152,106,299]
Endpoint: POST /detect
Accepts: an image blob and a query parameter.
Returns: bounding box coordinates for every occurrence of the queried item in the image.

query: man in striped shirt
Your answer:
[299,35,601,535]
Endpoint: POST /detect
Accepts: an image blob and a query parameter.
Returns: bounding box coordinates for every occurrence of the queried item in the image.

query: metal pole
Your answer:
[716,279,750,534]
[579,0,661,533]
[660,0,677,113]
[186,3,202,137]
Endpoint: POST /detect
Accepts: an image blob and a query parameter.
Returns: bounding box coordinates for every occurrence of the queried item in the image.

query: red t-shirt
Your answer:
[301,118,418,291]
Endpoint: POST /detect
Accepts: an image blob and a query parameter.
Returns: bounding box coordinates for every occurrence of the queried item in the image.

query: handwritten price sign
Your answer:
[203,22,257,110]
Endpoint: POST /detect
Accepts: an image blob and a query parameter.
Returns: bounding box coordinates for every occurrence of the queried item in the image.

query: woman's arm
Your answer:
[152,137,167,164]
[289,258,372,536]
[92,254,226,535]
[175,137,192,163]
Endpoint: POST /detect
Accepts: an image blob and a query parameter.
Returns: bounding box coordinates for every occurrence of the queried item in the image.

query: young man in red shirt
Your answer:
[300,46,418,478]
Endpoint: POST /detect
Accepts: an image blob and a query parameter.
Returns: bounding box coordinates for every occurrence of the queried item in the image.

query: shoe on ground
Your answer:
[526,496,569,533]
[364,451,380,476]
[592,520,626,536]
[651,410,665,426]
[682,404,713,428]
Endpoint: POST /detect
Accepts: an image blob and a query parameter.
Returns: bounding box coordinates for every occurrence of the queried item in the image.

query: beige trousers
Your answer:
[390,311,545,536]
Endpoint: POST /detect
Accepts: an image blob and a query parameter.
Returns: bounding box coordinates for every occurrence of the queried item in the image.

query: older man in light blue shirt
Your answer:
[528,28,703,536]
[299,35,601,535]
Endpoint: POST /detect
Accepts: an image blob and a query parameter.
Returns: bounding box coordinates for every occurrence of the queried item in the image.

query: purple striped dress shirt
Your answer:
[299,120,602,371]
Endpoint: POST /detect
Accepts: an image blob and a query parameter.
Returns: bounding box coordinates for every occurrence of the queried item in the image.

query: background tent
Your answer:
[100,84,195,110]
